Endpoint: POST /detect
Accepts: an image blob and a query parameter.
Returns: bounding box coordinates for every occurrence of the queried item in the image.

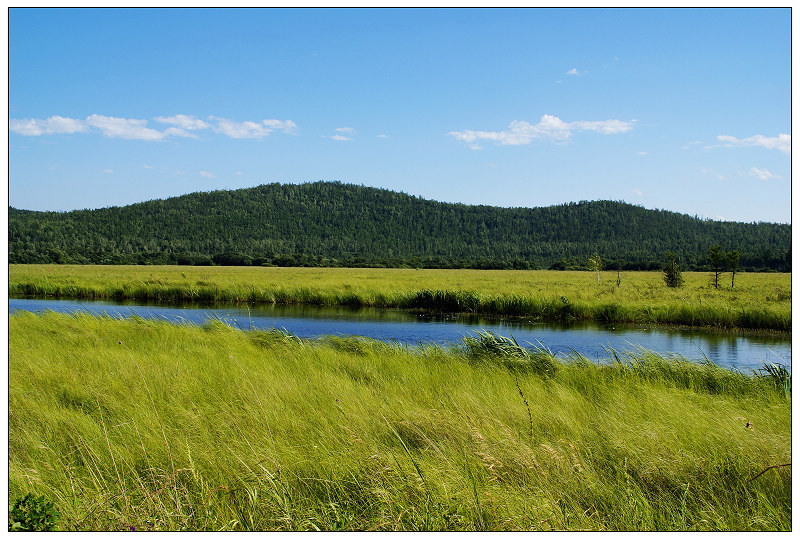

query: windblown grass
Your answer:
[9,312,791,531]
[9,265,792,331]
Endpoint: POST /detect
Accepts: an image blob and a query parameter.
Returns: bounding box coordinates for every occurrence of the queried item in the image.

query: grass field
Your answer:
[8,312,791,531]
[8,265,792,331]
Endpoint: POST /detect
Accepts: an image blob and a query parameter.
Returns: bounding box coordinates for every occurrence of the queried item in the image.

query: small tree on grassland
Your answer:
[728,250,740,288]
[587,253,602,285]
[663,251,684,288]
[707,244,726,289]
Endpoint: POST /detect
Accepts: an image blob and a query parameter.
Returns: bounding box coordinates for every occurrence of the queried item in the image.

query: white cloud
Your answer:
[324,127,357,141]
[234,171,244,175]
[102,168,114,174]
[210,117,298,138]
[10,113,299,141]
[199,170,214,178]
[377,134,389,138]
[716,133,791,154]
[749,167,780,181]
[10,114,172,140]
[85,114,166,140]
[449,114,634,149]
[154,114,210,130]
[637,151,648,156]
[632,188,643,197]
[143,164,153,169]
[263,119,298,133]
[566,68,586,76]
[9,116,89,135]
[211,118,272,138]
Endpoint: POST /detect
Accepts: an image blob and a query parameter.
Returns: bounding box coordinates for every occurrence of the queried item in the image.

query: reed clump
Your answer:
[461,330,558,377]
[9,311,791,531]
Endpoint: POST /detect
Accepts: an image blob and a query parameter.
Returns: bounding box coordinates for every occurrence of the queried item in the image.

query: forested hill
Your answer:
[8,181,791,271]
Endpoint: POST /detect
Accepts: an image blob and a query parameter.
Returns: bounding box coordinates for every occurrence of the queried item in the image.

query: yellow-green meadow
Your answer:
[8,312,791,531]
[9,265,791,530]
[9,265,791,331]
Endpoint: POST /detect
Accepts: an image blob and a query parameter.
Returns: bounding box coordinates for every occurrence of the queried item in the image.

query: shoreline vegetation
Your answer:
[9,312,791,531]
[9,265,792,332]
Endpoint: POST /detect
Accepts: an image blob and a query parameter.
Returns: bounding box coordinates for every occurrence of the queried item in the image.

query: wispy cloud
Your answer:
[85,114,171,140]
[449,114,634,150]
[102,168,114,174]
[199,170,214,178]
[154,114,210,131]
[749,167,780,181]
[10,114,299,141]
[9,116,89,135]
[715,133,791,154]
[566,67,585,76]
[325,127,357,141]
[210,117,298,138]
[632,188,643,197]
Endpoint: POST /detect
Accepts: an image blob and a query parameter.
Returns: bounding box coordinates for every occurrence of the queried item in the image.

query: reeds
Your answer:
[460,330,557,376]
[759,362,792,397]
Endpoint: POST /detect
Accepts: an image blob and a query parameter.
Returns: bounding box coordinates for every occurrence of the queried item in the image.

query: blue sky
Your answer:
[8,7,792,223]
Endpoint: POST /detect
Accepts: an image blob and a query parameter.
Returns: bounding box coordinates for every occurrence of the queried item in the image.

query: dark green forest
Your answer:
[8,181,791,271]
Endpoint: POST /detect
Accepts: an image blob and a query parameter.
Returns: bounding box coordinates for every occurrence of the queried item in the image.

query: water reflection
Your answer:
[9,297,790,372]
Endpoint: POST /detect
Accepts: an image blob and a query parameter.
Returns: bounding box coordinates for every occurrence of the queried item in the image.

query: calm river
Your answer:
[9,298,791,372]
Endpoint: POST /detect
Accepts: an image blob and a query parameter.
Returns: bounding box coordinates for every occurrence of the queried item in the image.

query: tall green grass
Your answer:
[9,312,791,531]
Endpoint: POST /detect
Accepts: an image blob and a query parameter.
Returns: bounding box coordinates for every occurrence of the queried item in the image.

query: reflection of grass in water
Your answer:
[9,312,791,531]
[9,265,792,331]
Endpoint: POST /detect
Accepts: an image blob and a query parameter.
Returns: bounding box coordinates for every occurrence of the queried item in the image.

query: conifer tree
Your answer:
[663,251,684,288]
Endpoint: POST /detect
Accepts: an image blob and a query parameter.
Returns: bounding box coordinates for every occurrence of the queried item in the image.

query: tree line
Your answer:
[8,181,791,272]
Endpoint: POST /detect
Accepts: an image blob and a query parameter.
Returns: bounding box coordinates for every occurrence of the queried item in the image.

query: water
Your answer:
[9,297,791,372]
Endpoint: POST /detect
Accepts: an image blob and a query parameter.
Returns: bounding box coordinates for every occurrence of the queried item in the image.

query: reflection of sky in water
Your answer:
[9,298,790,373]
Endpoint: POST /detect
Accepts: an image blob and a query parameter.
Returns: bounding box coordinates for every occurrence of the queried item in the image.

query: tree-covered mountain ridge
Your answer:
[9,181,791,271]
